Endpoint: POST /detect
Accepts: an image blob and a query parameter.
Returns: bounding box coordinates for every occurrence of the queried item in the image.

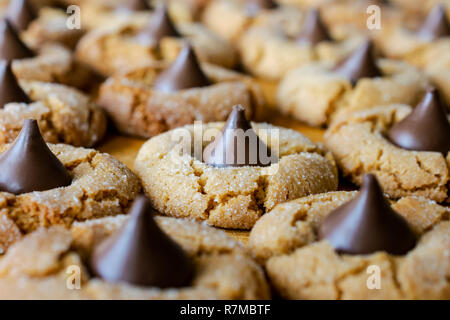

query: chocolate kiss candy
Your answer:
[0,19,34,60]
[296,9,331,45]
[246,0,278,10]
[0,119,72,195]
[333,40,381,85]
[90,195,194,288]
[0,60,31,108]
[203,104,272,167]
[387,88,450,154]
[153,44,211,93]
[417,5,450,40]
[318,174,416,255]
[140,5,180,46]
[6,0,37,31]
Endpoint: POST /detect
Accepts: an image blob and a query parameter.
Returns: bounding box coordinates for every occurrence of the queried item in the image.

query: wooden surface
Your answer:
[98,80,326,244]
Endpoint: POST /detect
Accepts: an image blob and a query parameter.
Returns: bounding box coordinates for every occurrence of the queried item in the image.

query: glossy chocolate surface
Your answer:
[0,119,72,195]
[388,88,450,154]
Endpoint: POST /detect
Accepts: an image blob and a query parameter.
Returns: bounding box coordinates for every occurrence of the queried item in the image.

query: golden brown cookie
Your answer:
[1,80,106,147]
[277,59,428,126]
[134,121,338,229]
[0,143,141,252]
[400,38,450,107]
[202,0,304,43]
[0,215,270,299]
[324,105,449,202]
[76,15,237,76]
[248,191,450,299]
[97,63,265,138]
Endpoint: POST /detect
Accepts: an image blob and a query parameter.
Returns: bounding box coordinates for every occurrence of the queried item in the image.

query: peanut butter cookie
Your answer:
[97,48,264,138]
[0,140,141,252]
[134,118,338,229]
[374,5,450,105]
[76,6,237,76]
[0,18,93,90]
[202,0,304,43]
[277,42,428,126]
[21,6,84,50]
[238,9,364,80]
[0,214,270,299]
[325,99,449,202]
[0,70,106,147]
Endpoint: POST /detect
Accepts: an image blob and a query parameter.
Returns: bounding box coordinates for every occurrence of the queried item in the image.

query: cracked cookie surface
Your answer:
[97,63,265,138]
[248,191,450,299]
[0,143,141,252]
[325,105,450,202]
[134,122,338,229]
[0,215,270,299]
[12,44,95,91]
[76,18,237,77]
[277,59,428,126]
[0,80,107,147]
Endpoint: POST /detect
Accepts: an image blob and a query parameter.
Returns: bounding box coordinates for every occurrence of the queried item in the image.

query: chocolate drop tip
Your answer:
[152,44,211,93]
[0,18,35,60]
[318,174,416,255]
[203,105,272,168]
[90,194,194,288]
[296,8,331,45]
[0,60,32,107]
[0,118,72,195]
[417,4,450,39]
[387,87,450,153]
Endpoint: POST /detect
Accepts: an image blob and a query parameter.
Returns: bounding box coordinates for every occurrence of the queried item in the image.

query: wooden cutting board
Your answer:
[98,80,326,244]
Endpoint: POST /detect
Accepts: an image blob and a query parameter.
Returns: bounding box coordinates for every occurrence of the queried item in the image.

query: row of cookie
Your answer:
[202,0,449,67]
[4,0,448,93]
[2,1,448,135]
[0,194,271,299]
[0,0,108,146]
[0,5,448,229]
[0,7,264,148]
[0,114,266,299]
[0,1,239,78]
[0,63,447,299]
[110,96,448,299]
[0,0,448,224]
[0,107,269,299]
